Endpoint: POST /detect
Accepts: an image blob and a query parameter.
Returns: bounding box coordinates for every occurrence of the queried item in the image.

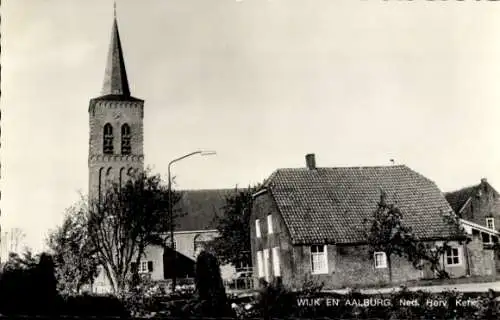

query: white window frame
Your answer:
[256,251,264,278]
[139,261,149,273]
[272,247,280,277]
[263,249,270,281]
[374,252,387,269]
[486,218,495,230]
[311,245,328,275]
[267,214,273,234]
[255,219,261,238]
[445,247,462,266]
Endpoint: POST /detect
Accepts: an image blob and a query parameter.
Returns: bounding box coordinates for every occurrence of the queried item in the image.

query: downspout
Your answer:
[464,240,471,277]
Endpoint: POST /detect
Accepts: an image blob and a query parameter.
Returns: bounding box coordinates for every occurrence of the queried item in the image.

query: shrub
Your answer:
[181,251,235,318]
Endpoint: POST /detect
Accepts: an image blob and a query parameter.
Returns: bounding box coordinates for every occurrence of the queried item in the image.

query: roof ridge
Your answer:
[177,188,244,192]
[276,164,407,170]
[444,184,479,195]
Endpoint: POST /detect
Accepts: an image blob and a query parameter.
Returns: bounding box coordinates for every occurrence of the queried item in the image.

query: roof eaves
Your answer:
[458,197,472,214]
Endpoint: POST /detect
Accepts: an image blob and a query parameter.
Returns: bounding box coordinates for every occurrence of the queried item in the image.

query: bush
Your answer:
[0,253,59,315]
[230,285,499,320]
[58,293,129,317]
[182,251,235,318]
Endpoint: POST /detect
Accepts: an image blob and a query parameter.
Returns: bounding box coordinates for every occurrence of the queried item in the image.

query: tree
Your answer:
[0,251,58,315]
[183,251,235,318]
[209,185,261,268]
[47,202,100,294]
[2,249,39,272]
[1,227,26,262]
[363,191,468,282]
[86,170,182,295]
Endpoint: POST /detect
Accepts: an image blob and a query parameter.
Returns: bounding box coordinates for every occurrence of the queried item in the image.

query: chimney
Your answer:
[305,153,316,170]
[481,178,488,192]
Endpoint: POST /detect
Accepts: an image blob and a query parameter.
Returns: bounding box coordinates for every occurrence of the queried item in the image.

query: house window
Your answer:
[121,124,131,155]
[103,123,114,154]
[482,233,492,244]
[193,235,206,256]
[486,218,495,230]
[272,247,280,277]
[263,249,270,281]
[374,252,387,269]
[445,247,461,266]
[255,219,261,238]
[257,251,264,278]
[267,214,273,234]
[139,261,153,273]
[311,245,328,274]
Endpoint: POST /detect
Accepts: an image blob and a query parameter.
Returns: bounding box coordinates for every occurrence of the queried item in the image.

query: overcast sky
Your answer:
[2,0,500,253]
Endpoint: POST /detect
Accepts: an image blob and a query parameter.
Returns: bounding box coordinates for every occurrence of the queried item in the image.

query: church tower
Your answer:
[88,12,144,201]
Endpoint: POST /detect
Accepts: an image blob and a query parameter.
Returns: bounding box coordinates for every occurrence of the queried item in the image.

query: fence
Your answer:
[150,276,255,293]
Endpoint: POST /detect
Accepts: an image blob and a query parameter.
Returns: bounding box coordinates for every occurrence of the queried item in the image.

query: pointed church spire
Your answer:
[101,5,131,97]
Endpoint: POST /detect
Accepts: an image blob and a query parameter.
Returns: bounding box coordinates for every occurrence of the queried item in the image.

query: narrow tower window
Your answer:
[103,123,114,154]
[121,124,131,155]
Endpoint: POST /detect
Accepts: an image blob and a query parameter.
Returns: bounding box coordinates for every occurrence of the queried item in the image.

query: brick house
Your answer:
[92,189,240,293]
[445,179,500,273]
[250,154,494,290]
[445,179,500,245]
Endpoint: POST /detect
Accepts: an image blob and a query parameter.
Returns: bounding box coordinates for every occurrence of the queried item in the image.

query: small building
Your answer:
[445,179,500,273]
[250,154,493,290]
[445,179,500,244]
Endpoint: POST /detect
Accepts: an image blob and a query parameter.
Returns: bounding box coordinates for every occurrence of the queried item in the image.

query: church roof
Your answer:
[173,189,244,232]
[94,17,137,101]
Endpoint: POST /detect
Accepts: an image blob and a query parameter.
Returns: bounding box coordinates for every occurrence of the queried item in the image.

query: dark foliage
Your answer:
[57,294,129,317]
[182,251,235,318]
[47,202,100,294]
[234,286,499,320]
[209,185,261,267]
[0,252,58,315]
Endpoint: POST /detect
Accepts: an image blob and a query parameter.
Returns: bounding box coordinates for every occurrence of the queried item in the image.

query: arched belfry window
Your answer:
[121,124,131,155]
[103,123,114,154]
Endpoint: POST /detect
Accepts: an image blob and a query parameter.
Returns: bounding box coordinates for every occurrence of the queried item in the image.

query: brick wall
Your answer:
[251,191,470,290]
[251,191,294,287]
[460,181,500,232]
[467,236,496,277]
[88,99,144,200]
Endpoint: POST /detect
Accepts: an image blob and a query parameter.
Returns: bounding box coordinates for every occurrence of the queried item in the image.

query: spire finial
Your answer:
[113,1,117,19]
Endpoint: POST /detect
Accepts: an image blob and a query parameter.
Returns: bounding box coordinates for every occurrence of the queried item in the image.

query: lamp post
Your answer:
[168,150,216,290]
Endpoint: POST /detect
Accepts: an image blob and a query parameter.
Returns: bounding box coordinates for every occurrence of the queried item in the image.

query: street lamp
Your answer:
[168,150,216,290]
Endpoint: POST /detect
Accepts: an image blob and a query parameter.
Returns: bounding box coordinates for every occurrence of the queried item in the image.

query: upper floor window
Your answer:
[486,218,495,230]
[194,234,207,256]
[103,123,114,154]
[311,245,328,274]
[121,124,131,155]
[255,219,261,238]
[445,247,461,266]
[374,252,387,269]
[267,214,273,234]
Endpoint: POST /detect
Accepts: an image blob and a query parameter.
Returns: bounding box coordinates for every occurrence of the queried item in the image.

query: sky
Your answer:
[2,0,500,253]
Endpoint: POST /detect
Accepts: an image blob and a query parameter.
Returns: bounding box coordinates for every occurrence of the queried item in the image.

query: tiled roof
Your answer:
[444,180,499,214]
[264,165,459,245]
[444,186,476,214]
[173,189,241,232]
